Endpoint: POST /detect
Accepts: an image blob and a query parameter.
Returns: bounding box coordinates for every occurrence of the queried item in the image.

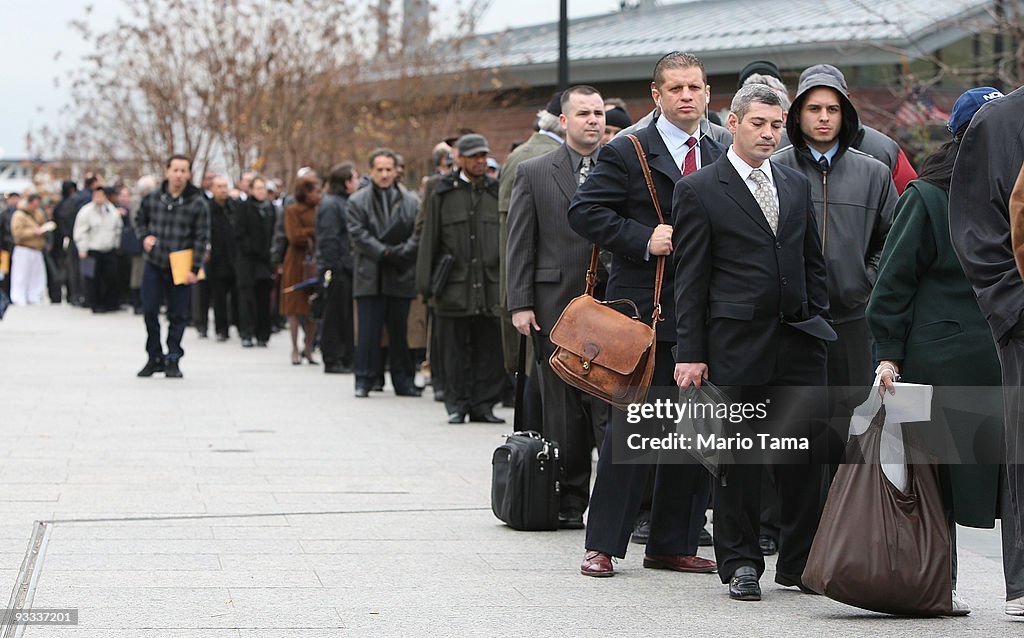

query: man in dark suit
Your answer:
[673,83,834,601]
[568,52,721,578]
[507,85,610,530]
[234,176,276,347]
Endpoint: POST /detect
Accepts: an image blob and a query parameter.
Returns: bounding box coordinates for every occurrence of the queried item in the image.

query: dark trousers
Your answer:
[427,307,445,390]
[355,295,414,391]
[64,240,84,305]
[536,334,608,514]
[141,261,190,362]
[714,463,826,583]
[45,250,63,303]
[320,273,354,367]
[585,343,705,558]
[194,277,234,336]
[827,317,873,422]
[759,467,781,541]
[998,326,1024,555]
[238,279,273,342]
[436,314,504,417]
[86,250,120,311]
[713,326,829,582]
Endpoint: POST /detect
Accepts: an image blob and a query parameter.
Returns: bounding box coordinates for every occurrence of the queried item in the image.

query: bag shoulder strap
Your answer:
[626,134,666,325]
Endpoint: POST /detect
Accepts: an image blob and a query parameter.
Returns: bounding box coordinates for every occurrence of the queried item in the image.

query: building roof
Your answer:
[455,0,997,85]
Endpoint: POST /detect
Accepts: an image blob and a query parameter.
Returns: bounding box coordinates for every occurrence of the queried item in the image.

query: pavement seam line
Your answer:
[1,521,52,638]
[43,506,490,525]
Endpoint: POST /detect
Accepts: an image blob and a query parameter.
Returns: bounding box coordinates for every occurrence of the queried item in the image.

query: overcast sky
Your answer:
[0,0,628,159]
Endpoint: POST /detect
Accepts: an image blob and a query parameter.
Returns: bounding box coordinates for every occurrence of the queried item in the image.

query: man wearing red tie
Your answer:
[568,52,723,578]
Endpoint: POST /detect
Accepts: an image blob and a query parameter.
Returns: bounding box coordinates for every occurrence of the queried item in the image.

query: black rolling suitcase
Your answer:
[490,336,561,530]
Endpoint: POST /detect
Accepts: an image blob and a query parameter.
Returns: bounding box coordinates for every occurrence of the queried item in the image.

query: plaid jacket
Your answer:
[135,181,210,272]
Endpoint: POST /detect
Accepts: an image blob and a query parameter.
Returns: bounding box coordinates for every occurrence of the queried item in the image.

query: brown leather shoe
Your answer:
[643,554,716,573]
[580,550,614,577]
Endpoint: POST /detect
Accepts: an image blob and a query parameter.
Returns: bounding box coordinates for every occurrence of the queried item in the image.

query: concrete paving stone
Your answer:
[45,539,304,555]
[40,553,222,571]
[314,566,519,591]
[50,524,215,540]
[28,584,234,608]
[215,553,320,572]
[0,523,36,538]
[330,605,648,637]
[216,596,345,628]
[201,515,292,527]
[27,631,242,638]
[0,537,33,554]
[299,537,592,554]
[236,631,352,638]
[0,551,29,571]
[42,569,322,589]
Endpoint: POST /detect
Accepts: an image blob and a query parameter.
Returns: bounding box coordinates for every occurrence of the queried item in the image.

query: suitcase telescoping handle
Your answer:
[514,334,527,433]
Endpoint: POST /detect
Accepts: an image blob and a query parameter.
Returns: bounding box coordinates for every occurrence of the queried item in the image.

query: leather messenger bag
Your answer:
[548,134,664,410]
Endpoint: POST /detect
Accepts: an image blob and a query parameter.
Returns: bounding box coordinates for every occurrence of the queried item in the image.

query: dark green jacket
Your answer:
[416,171,501,317]
[867,180,1001,527]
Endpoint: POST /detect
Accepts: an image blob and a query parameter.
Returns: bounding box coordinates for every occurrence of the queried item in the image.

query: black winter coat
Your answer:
[207,199,237,280]
[234,198,275,286]
[346,185,419,298]
[315,192,353,274]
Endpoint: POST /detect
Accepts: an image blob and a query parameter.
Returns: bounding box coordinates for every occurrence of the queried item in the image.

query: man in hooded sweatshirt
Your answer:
[773,67,896,455]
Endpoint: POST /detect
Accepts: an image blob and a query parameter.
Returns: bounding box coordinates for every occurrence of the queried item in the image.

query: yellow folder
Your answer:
[0,249,8,275]
[168,249,206,285]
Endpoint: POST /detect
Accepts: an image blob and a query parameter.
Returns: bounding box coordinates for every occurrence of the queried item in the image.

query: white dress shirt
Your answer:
[656,115,701,172]
[727,146,779,213]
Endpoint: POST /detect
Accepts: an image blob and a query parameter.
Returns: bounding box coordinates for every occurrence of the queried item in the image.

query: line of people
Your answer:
[500,52,1021,617]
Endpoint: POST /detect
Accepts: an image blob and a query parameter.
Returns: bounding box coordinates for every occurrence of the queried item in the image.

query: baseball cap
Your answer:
[948,86,1004,134]
[545,91,563,117]
[456,134,490,157]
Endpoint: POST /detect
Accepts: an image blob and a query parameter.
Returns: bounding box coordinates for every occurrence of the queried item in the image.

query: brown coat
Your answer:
[280,201,317,316]
[11,205,47,251]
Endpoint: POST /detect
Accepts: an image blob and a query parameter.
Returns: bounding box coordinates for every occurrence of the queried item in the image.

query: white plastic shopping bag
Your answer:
[848,372,932,493]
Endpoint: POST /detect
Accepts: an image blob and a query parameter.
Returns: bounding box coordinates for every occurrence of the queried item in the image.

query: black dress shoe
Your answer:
[137,358,165,377]
[354,387,370,398]
[729,566,761,601]
[324,364,352,374]
[774,572,819,594]
[699,528,713,546]
[558,511,585,529]
[447,412,466,424]
[469,411,505,423]
[164,360,183,378]
[630,517,651,544]
[241,338,254,348]
[256,340,268,347]
[759,534,778,556]
[433,389,445,402]
[394,386,423,397]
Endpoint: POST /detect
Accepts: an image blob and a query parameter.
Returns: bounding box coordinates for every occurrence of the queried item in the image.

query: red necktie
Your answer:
[682,137,698,176]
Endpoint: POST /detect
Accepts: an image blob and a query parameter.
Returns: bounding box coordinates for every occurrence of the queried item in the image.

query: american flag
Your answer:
[895,92,951,127]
